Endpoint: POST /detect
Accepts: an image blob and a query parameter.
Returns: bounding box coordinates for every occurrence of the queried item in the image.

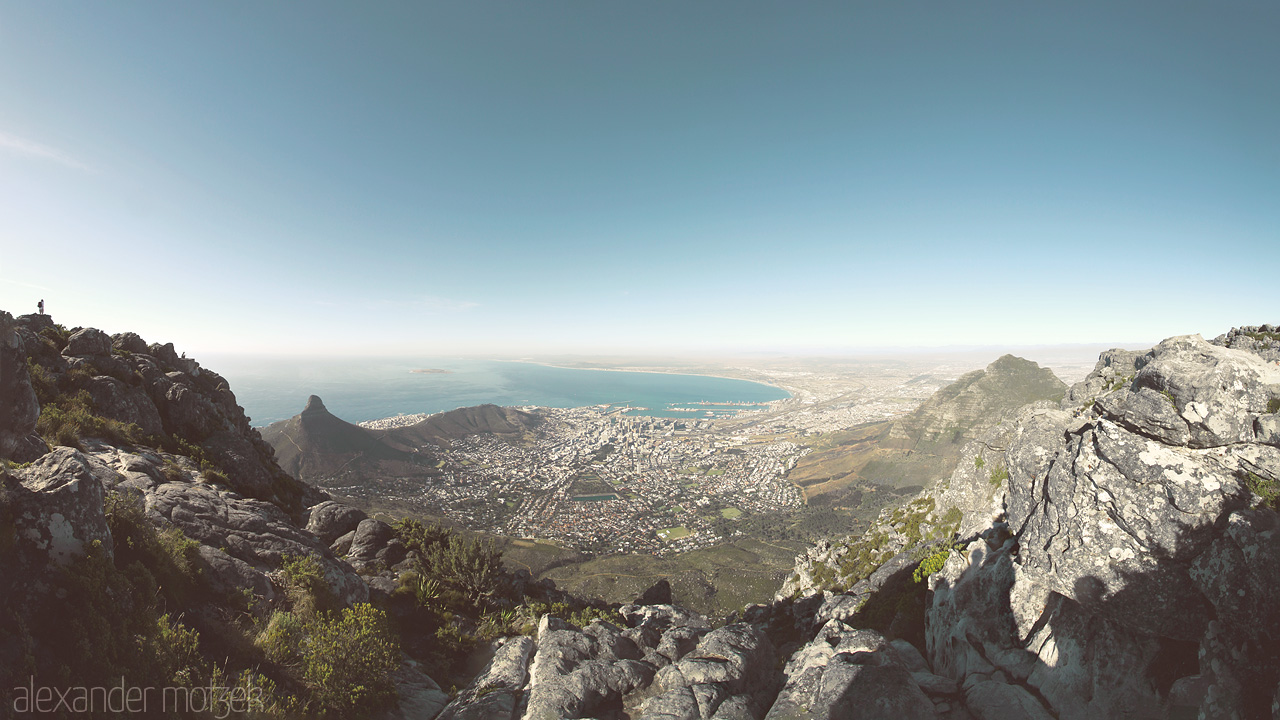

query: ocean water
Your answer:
[202,356,790,426]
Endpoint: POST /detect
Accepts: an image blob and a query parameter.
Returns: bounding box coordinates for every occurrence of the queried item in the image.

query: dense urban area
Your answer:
[346,357,1091,555]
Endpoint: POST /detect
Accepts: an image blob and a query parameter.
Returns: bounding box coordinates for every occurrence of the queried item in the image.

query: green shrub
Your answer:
[32,326,70,355]
[393,518,453,556]
[569,605,622,628]
[20,541,210,692]
[476,608,520,640]
[835,530,892,586]
[912,546,956,583]
[989,465,1009,487]
[423,535,508,607]
[104,490,202,606]
[301,604,399,716]
[35,389,148,449]
[1244,471,1279,510]
[888,496,935,544]
[256,610,307,665]
[1268,398,1280,414]
[936,506,963,538]
[974,455,985,470]
[281,554,336,617]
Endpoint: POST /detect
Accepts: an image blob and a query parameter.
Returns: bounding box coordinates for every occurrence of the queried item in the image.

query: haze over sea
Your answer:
[205,356,790,426]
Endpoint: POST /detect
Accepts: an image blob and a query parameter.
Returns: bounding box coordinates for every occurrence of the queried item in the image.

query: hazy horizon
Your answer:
[2,2,1276,355]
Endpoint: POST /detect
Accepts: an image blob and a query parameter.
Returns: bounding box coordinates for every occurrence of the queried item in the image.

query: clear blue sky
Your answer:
[1,2,1276,355]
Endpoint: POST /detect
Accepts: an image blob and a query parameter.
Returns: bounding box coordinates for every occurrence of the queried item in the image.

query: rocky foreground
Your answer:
[2,310,1279,719]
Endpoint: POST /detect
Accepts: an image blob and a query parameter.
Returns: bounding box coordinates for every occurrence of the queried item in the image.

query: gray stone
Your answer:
[196,544,277,605]
[307,500,369,545]
[1167,674,1210,709]
[381,658,450,720]
[348,518,397,567]
[111,332,149,354]
[64,327,112,357]
[13,448,115,565]
[145,477,367,605]
[765,623,934,719]
[1061,348,1147,409]
[963,681,1054,720]
[437,636,533,720]
[656,625,711,664]
[524,619,654,720]
[912,672,959,697]
[644,624,777,720]
[1189,509,1280,645]
[85,375,165,437]
[621,603,711,633]
[891,639,930,673]
[0,314,47,461]
[331,529,356,556]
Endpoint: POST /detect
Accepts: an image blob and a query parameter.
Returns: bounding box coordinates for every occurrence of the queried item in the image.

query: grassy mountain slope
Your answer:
[788,354,1065,504]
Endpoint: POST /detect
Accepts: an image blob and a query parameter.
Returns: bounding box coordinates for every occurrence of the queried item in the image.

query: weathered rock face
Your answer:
[1060,348,1147,409]
[0,312,48,462]
[437,636,535,720]
[7,313,315,513]
[3,448,115,594]
[432,604,782,720]
[140,476,368,606]
[765,622,935,720]
[1213,323,1280,363]
[111,331,149,355]
[922,334,1280,720]
[347,517,410,571]
[1093,335,1280,449]
[640,623,777,719]
[524,617,654,720]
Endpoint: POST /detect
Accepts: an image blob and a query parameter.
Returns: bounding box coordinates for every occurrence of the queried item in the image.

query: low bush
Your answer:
[301,604,400,716]
[912,545,956,583]
[989,465,1009,487]
[1244,471,1279,510]
[423,535,508,607]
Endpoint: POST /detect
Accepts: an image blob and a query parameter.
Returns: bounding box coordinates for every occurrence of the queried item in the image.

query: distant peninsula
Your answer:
[410,368,452,374]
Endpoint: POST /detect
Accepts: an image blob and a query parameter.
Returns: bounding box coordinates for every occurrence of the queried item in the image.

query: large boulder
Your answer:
[63,327,112,357]
[12,448,115,566]
[641,623,778,719]
[765,623,934,720]
[524,617,653,720]
[307,501,369,545]
[111,331,149,355]
[436,637,534,720]
[347,518,398,567]
[145,477,367,605]
[1095,335,1280,449]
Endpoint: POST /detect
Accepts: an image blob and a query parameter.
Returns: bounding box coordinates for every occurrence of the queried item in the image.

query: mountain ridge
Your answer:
[259,398,542,485]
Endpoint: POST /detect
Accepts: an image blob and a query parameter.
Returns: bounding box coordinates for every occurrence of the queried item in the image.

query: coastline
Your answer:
[510,359,796,398]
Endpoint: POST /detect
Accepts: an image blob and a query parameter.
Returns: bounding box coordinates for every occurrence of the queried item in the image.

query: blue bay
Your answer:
[203,356,790,426]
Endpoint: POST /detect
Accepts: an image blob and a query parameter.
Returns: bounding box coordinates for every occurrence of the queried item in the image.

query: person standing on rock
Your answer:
[37,299,44,315]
